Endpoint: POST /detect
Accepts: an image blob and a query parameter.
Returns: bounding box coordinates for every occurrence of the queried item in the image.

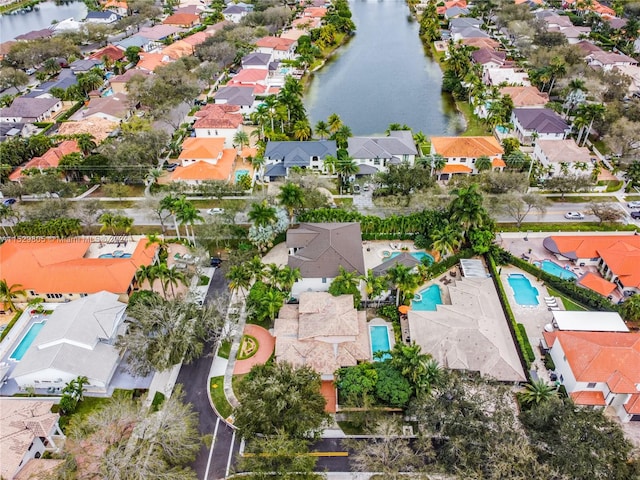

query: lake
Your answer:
[304,0,464,136]
[0,0,87,42]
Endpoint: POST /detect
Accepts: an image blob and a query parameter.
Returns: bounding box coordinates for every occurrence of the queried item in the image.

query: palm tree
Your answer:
[77,134,97,155]
[276,266,301,295]
[233,130,250,153]
[519,379,558,407]
[151,263,170,298]
[247,256,266,284]
[263,263,282,290]
[135,264,158,291]
[475,155,492,173]
[259,289,284,324]
[323,154,337,174]
[251,156,266,181]
[98,212,117,235]
[292,120,312,140]
[163,267,187,299]
[0,280,26,312]
[248,200,277,228]
[278,182,305,222]
[115,215,133,237]
[43,57,61,76]
[174,198,202,244]
[386,264,420,306]
[449,184,487,231]
[332,124,352,149]
[145,233,168,256]
[390,342,433,387]
[431,224,463,257]
[227,264,252,298]
[578,103,606,146]
[315,120,330,139]
[363,269,386,306]
[327,113,343,134]
[335,157,358,193]
[431,154,446,177]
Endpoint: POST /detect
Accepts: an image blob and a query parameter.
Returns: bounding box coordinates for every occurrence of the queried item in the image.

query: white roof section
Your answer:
[460,258,489,278]
[551,311,629,332]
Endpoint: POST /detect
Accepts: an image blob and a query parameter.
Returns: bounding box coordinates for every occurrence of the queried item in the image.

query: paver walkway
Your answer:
[233,324,275,375]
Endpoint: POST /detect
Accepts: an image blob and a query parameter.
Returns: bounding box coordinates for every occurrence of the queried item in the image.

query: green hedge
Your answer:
[507,253,617,312]
[0,309,23,341]
[150,391,165,411]
[58,101,84,122]
[486,254,534,369]
[427,248,474,278]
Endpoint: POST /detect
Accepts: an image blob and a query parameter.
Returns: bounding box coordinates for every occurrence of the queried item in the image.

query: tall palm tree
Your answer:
[292,120,312,140]
[335,157,358,193]
[248,201,277,228]
[135,264,158,291]
[390,342,432,386]
[431,224,463,257]
[332,124,352,149]
[386,264,420,306]
[247,256,266,284]
[98,212,117,235]
[227,264,252,298]
[323,154,337,174]
[431,154,446,177]
[0,280,26,312]
[251,156,266,181]
[315,120,330,139]
[76,134,97,156]
[145,233,168,256]
[163,267,187,299]
[233,130,250,152]
[363,269,386,306]
[259,289,284,324]
[519,379,558,407]
[151,263,170,298]
[278,182,305,222]
[263,263,282,290]
[327,113,343,134]
[276,266,301,295]
[475,155,492,173]
[449,184,487,231]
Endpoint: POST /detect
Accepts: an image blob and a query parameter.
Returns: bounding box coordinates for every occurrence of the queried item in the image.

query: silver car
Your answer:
[564,212,585,220]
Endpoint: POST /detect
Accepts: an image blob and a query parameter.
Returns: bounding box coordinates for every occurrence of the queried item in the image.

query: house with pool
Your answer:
[263,140,337,181]
[192,104,244,148]
[9,291,128,395]
[170,137,237,185]
[543,235,640,297]
[0,237,157,304]
[273,292,374,412]
[287,222,366,297]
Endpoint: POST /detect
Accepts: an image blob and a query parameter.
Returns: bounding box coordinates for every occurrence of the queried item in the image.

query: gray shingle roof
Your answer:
[287,223,365,278]
[86,10,120,20]
[223,4,246,13]
[348,131,417,160]
[214,86,255,106]
[513,108,569,134]
[265,140,337,167]
[242,52,271,67]
[70,58,103,72]
[0,97,60,119]
[264,163,286,177]
[372,252,420,276]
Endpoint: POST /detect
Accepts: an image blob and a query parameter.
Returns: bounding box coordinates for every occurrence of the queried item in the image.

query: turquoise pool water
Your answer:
[10,322,45,361]
[102,88,113,97]
[412,285,443,311]
[534,260,578,280]
[98,253,132,259]
[235,169,249,182]
[390,251,434,265]
[370,325,391,361]
[508,274,539,305]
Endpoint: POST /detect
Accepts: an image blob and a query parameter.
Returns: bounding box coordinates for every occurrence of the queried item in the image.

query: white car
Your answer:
[206,208,224,215]
[627,201,640,209]
[564,211,585,220]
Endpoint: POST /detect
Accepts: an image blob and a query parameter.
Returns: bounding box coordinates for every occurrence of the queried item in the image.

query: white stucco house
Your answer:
[193,104,244,148]
[347,130,418,175]
[511,108,570,145]
[533,139,593,178]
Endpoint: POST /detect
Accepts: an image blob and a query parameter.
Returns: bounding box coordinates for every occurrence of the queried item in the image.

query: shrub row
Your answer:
[0,309,23,342]
[507,253,617,312]
[487,254,534,369]
[58,101,84,122]
[427,248,474,279]
[13,218,81,238]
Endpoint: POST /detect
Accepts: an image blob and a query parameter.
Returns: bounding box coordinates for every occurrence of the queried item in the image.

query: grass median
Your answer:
[210,376,232,419]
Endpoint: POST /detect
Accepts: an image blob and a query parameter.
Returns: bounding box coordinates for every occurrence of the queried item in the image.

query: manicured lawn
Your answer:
[218,340,231,359]
[210,376,232,419]
[497,222,636,232]
[232,374,245,400]
[335,197,353,207]
[337,420,365,435]
[546,195,617,203]
[57,394,115,432]
[191,199,248,210]
[455,101,492,137]
[625,195,640,201]
[0,310,23,341]
[546,287,588,312]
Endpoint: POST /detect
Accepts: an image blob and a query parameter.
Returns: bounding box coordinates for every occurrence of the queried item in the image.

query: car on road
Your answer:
[210,257,222,267]
[2,198,16,206]
[627,201,640,209]
[631,211,640,219]
[206,208,224,215]
[564,211,585,220]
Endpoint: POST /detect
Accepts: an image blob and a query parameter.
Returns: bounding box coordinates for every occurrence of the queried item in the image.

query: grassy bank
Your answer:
[456,101,492,136]
[210,376,232,419]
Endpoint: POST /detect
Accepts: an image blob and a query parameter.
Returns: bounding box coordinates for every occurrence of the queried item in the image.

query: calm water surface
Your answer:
[305,0,463,136]
[1,0,87,42]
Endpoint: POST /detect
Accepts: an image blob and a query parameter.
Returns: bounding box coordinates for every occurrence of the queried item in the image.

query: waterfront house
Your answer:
[542,330,640,422]
[85,10,121,23]
[263,140,337,180]
[11,291,129,395]
[15,28,53,41]
[347,130,418,175]
[222,4,248,23]
[511,108,570,144]
[255,36,297,60]
[0,40,16,61]
[9,140,79,182]
[103,0,128,16]
[170,137,236,184]
[0,97,62,123]
[533,139,593,178]
[471,48,507,70]
[0,399,64,480]
[193,104,244,147]
[429,136,505,180]
[213,85,257,114]
[483,67,531,86]
[241,52,272,70]
[499,86,548,108]
[287,223,366,296]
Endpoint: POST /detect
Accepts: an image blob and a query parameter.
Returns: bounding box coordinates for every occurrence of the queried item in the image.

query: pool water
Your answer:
[411,285,443,311]
[534,260,578,280]
[98,253,132,259]
[10,322,45,361]
[370,325,391,361]
[102,88,113,97]
[508,274,539,305]
[235,169,249,182]
[390,251,434,265]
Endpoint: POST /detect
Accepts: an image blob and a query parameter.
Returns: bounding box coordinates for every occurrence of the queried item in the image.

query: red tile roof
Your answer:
[578,272,617,297]
[227,69,268,85]
[431,136,504,158]
[255,36,296,51]
[492,157,506,168]
[171,149,235,181]
[163,12,199,26]
[441,164,473,174]
[90,45,125,62]
[179,137,225,161]
[9,140,79,181]
[570,390,606,406]
[193,104,243,129]
[543,330,640,394]
[624,393,640,414]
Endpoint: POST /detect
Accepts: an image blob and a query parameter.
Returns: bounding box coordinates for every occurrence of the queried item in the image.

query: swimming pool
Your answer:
[411,285,443,311]
[508,274,539,305]
[10,322,45,361]
[101,88,113,97]
[390,251,434,265]
[534,260,578,280]
[235,169,249,182]
[370,325,391,361]
[98,253,132,259]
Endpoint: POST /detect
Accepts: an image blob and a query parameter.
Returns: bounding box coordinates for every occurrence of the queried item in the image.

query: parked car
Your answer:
[627,201,640,208]
[363,184,370,191]
[2,198,16,206]
[206,208,224,215]
[564,211,585,220]
[352,184,361,194]
[163,162,178,172]
[631,211,640,219]
[210,257,222,267]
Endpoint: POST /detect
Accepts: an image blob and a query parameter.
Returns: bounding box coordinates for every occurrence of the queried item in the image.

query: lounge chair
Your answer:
[544,297,555,301]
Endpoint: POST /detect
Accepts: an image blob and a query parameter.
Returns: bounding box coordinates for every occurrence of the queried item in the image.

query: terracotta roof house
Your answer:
[0,237,158,302]
[499,86,548,108]
[171,137,236,184]
[193,104,243,147]
[0,97,62,123]
[303,6,327,17]
[104,0,128,16]
[11,291,129,395]
[263,140,337,180]
[223,4,248,23]
[136,52,171,71]
[460,37,500,49]
[575,39,604,57]
[287,223,365,296]
[429,136,504,180]
[163,12,200,28]
[181,31,208,47]
[347,130,418,175]
[543,235,640,296]
[161,39,196,60]
[436,0,467,14]
[542,330,640,422]
[213,85,257,114]
[511,107,570,144]
[90,44,125,62]
[409,277,526,382]
[255,36,297,60]
[0,399,64,480]
[56,117,118,143]
[9,140,79,182]
[577,272,617,297]
[533,138,593,178]
[108,68,150,94]
[228,68,268,87]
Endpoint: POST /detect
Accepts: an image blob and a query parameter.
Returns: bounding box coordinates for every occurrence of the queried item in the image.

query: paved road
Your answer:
[175,268,241,480]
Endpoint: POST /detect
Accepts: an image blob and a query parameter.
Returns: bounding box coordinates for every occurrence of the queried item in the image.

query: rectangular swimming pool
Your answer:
[412,284,443,311]
[10,321,45,361]
[508,274,539,306]
[534,260,578,280]
[369,325,391,361]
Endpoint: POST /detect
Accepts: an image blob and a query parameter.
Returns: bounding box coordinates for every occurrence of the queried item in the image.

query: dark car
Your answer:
[631,211,640,219]
[163,162,178,172]
[210,257,222,267]
[2,198,16,206]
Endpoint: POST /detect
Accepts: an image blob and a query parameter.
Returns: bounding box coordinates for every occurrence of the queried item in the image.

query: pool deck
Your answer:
[362,241,436,272]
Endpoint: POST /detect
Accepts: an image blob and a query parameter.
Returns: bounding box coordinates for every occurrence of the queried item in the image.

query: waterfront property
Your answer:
[347,131,418,175]
[263,140,337,181]
[511,108,570,145]
[429,136,505,181]
[508,274,540,306]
